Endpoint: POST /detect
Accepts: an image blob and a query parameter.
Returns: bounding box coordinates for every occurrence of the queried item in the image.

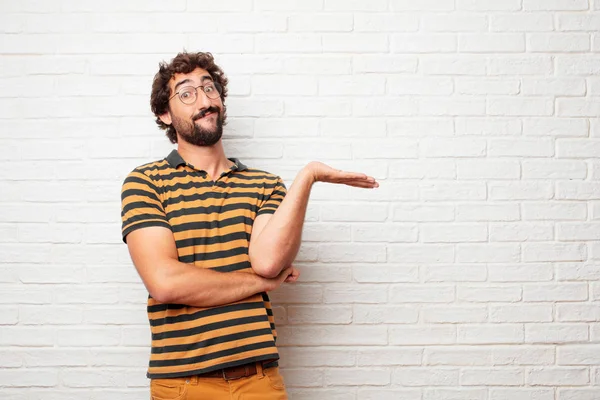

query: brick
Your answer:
[528,33,591,52]
[390,325,457,345]
[421,14,488,32]
[490,388,554,400]
[422,306,487,323]
[457,0,522,10]
[255,0,322,11]
[557,139,600,158]
[492,346,555,365]
[393,368,459,386]
[457,160,520,179]
[0,370,57,388]
[558,223,600,240]
[421,224,487,243]
[524,0,589,10]
[557,182,600,200]
[277,326,387,346]
[354,14,419,32]
[319,244,386,263]
[557,305,600,322]
[323,34,388,53]
[489,56,554,75]
[422,55,488,75]
[320,75,385,96]
[392,34,457,53]
[284,56,351,75]
[425,389,488,400]
[558,99,600,118]
[458,324,524,344]
[389,244,454,263]
[390,285,455,303]
[352,224,417,243]
[325,368,390,386]
[559,14,600,31]
[287,306,352,324]
[353,55,418,73]
[523,243,587,262]
[354,305,418,324]
[522,160,587,179]
[425,347,491,366]
[358,348,422,366]
[559,345,600,365]
[323,284,388,304]
[558,389,600,400]
[457,244,520,263]
[421,138,486,157]
[458,285,522,302]
[523,202,587,220]
[455,78,520,95]
[488,98,553,116]
[418,97,486,116]
[556,56,600,75]
[490,305,553,322]
[391,0,454,11]
[455,118,522,136]
[461,368,524,385]
[460,34,525,53]
[456,204,520,222]
[527,367,589,386]
[388,77,453,95]
[489,182,554,201]
[257,34,321,53]
[488,264,554,282]
[279,348,354,368]
[492,13,554,31]
[423,265,487,282]
[521,78,586,96]
[490,223,554,242]
[324,0,387,11]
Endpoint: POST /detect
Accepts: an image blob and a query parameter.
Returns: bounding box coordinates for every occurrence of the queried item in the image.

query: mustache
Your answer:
[193,107,220,121]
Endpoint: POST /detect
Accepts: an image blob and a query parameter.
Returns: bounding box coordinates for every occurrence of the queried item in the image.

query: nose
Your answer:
[196,88,212,109]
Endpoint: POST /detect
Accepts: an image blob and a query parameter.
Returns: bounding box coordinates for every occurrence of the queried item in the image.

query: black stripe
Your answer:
[149,341,276,368]
[149,302,265,327]
[212,261,252,273]
[167,191,265,207]
[122,200,164,216]
[136,161,171,174]
[178,246,248,263]
[121,188,161,202]
[172,216,254,233]
[157,170,278,182]
[162,180,278,193]
[122,220,172,243]
[175,231,250,249]
[122,213,167,227]
[166,202,257,220]
[152,315,270,341]
[151,328,273,354]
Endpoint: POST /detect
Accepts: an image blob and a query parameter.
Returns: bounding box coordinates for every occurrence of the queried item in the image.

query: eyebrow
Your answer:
[173,75,214,92]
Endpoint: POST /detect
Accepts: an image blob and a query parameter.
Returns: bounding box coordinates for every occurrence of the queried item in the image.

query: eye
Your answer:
[204,84,215,93]
[180,89,194,99]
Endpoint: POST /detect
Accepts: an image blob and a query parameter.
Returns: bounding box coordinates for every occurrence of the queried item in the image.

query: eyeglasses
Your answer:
[169,82,222,105]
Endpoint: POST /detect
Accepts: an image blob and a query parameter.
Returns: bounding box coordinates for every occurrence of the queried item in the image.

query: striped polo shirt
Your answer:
[120,149,286,379]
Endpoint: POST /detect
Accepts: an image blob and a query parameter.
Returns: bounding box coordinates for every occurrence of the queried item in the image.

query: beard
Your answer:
[172,106,224,147]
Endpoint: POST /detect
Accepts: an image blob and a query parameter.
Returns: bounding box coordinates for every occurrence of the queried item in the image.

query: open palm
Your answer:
[307,161,379,189]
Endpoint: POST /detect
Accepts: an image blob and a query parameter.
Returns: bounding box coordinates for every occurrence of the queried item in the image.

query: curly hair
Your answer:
[150,51,229,144]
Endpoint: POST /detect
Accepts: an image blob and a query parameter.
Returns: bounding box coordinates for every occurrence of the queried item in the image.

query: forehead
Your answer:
[169,67,213,91]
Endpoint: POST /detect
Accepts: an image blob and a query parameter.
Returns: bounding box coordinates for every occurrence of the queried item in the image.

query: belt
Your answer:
[196,360,278,380]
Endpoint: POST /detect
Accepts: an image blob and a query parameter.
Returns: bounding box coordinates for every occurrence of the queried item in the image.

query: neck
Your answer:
[177,139,233,180]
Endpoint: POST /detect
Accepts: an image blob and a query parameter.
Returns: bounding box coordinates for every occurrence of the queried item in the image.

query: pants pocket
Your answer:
[150,378,188,400]
[264,367,286,391]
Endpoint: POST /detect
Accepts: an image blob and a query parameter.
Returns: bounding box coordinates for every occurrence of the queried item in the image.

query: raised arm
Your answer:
[249,161,378,278]
[126,226,296,307]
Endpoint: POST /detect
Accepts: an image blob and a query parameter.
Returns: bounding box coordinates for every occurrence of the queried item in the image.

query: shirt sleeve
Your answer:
[257,176,287,216]
[120,169,171,243]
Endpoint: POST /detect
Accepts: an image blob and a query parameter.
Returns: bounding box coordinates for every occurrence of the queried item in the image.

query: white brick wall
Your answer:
[1,0,600,398]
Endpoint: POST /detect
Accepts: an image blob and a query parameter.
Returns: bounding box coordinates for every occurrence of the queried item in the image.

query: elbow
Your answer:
[251,260,281,279]
[147,281,175,304]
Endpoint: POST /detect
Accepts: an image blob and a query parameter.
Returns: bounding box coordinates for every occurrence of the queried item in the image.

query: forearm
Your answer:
[151,259,269,307]
[249,168,315,277]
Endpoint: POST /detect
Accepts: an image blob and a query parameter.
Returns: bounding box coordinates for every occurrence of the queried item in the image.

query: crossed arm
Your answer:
[125,162,378,308]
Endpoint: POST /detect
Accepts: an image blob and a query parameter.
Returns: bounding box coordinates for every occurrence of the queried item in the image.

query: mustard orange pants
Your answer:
[150,364,288,400]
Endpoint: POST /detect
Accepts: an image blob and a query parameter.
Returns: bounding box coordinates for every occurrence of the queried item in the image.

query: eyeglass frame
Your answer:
[168,81,223,105]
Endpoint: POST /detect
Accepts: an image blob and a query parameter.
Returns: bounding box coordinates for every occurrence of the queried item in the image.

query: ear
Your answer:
[158,111,172,126]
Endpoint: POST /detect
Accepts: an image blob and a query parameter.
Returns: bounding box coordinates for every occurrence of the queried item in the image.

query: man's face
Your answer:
[164,67,225,147]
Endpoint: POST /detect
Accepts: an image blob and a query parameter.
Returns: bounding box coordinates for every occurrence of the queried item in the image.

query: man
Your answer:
[120,51,378,400]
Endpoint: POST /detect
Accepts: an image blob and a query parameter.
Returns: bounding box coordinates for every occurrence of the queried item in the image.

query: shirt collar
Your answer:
[165,149,247,171]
